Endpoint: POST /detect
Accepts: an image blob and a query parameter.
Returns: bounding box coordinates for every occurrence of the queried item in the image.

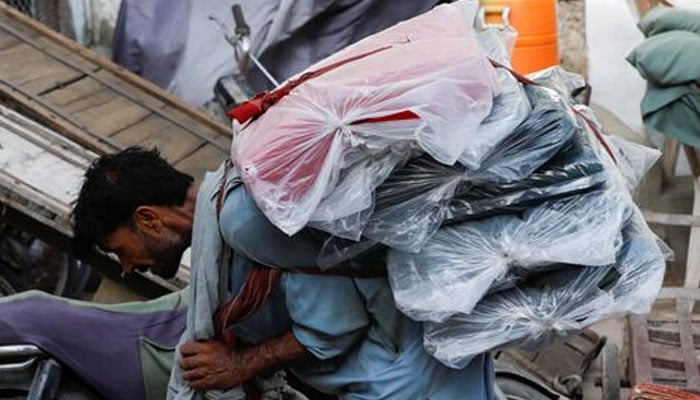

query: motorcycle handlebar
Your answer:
[232,4,250,37]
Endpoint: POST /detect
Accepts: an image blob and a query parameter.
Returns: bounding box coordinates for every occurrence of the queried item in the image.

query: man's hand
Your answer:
[178,331,313,391]
[179,340,253,390]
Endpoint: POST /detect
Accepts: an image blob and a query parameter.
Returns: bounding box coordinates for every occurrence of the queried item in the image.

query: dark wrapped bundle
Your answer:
[358,85,579,252]
[387,190,632,323]
[447,127,608,223]
[421,215,666,369]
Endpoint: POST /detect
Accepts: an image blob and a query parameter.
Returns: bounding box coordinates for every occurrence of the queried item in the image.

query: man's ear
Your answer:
[133,206,163,235]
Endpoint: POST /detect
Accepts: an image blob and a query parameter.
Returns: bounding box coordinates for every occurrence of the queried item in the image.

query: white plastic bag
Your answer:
[387,190,631,323]
[421,214,666,369]
[232,2,500,236]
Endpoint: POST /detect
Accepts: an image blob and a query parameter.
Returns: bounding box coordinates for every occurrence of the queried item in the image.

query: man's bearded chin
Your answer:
[151,232,190,279]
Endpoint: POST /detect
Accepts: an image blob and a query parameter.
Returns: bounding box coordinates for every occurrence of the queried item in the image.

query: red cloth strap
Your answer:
[228,46,395,124]
[214,266,284,346]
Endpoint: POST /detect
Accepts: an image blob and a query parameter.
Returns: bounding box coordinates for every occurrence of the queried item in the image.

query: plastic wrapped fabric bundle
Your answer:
[360,156,466,252]
[386,189,631,323]
[421,215,666,369]
[467,85,578,184]
[232,1,500,236]
[447,126,608,222]
[457,68,531,170]
[528,66,587,104]
[306,146,411,240]
[348,83,576,252]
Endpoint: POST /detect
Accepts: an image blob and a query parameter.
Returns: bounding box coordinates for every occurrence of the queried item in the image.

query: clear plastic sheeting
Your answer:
[233,1,500,236]
[528,66,587,103]
[458,68,531,170]
[467,85,577,184]
[422,215,666,369]
[387,190,631,323]
[360,156,465,252]
[330,83,576,253]
[606,134,662,192]
[447,127,608,222]
[476,27,517,67]
[307,147,411,240]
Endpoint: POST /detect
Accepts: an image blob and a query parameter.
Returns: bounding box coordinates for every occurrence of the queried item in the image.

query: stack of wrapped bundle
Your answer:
[230,0,668,369]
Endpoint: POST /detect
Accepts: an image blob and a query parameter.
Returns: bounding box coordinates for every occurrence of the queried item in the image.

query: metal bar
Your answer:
[0,358,37,372]
[0,344,43,358]
[27,359,62,400]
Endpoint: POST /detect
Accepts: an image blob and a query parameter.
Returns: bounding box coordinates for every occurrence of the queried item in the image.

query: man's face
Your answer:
[101,224,187,279]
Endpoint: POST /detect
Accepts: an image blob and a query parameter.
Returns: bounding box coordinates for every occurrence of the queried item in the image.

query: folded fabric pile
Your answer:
[627,6,700,147]
[231,0,668,369]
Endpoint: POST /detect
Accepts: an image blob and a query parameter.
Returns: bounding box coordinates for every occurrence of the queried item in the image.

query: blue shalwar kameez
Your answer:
[218,184,495,399]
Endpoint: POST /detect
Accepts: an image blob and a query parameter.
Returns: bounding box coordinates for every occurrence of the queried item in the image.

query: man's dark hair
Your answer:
[71,147,194,259]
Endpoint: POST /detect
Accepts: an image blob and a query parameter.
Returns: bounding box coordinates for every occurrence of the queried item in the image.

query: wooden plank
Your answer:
[174,144,227,180]
[0,2,229,139]
[110,114,204,163]
[684,177,700,289]
[91,69,166,114]
[161,103,232,150]
[0,29,22,51]
[41,76,151,136]
[662,138,680,186]
[602,343,621,400]
[677,298,700,391]
[685,146,700,178]
[94,70,229,152]
[0,79,119,154]
[0,43,85,95]
[660,288,700,301]
[643,211,700,228]
[649,329,700,350]
[0,14,97,73]
[630,314,655,384]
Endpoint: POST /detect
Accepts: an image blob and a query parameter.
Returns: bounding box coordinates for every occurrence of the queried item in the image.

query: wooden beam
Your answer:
[661,137,680,186]
[0,1,230,138]
[684,177,700,289]
[643,210,700,227]
[629,314,654,385]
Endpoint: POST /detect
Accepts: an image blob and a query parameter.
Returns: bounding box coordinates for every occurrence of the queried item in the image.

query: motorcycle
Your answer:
[0,345,101,400]
[0,222,94,299]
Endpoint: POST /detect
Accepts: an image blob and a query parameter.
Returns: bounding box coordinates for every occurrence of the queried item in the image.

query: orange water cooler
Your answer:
[480,0,559,74]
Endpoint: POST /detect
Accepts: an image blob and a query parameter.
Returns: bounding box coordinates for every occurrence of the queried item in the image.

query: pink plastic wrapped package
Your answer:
[231,1,500,235]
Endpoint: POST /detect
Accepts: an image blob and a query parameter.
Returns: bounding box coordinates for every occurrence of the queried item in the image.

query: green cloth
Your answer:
[638,6,700,37]
[628,17,700,148]
[626,30,700,86]
[140,336,178,400]
[641,82,700,147]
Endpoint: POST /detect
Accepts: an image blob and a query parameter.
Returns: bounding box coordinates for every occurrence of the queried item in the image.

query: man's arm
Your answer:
[179,331,313,390]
